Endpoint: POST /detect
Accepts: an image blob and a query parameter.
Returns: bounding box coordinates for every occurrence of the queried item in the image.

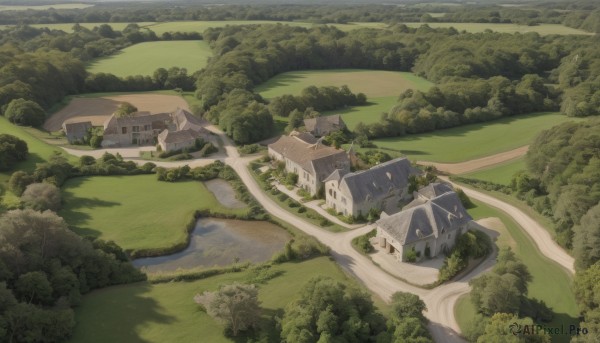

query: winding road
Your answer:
[61,127,574,343]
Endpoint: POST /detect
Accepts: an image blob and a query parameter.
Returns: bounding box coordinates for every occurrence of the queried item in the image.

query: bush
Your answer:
[89,135,103,148]
[277,193,288,202]
[288,200,299,208]
[4,98,46,126]
[298,206,307,213]
[0,134,28,171]
[319,218,332,227]
[8,170,33,196]
[239,144,262,155]
[21,182,62,211]
[352,232,374,254]
[405,248,418,262]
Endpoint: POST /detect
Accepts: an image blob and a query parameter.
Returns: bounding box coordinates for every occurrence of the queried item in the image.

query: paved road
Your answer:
[61,128,572,342]
[442,177,575,275]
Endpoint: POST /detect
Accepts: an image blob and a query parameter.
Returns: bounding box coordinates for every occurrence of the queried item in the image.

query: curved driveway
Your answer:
[61,127,573,342]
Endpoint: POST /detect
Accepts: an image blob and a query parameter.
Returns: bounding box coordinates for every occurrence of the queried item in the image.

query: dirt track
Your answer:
[418,145,529,174]
[44,94,190,131]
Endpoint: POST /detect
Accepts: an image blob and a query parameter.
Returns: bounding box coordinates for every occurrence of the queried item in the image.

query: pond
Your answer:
[132,218,291,272]
[204,179,247,209]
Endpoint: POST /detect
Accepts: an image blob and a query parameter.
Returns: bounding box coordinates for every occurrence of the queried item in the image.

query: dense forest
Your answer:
[515,118,600,343]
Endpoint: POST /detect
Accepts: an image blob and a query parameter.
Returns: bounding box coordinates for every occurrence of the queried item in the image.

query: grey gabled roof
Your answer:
[304,114,346,133]
[63,121,92,135]
[376,191,472,246]
[338,158,419,203]
[158,128,206,144]
[418,182,454,200]
[268,135,349,180]
[172,108,205,131]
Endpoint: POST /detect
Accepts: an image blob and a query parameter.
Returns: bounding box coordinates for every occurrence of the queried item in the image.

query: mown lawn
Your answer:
[70,256,387,343]
[60,175,247,252]
[401,22,593,35]
[465,200,578,342]
[461,157,526,185]
[87,41,213,77]
[256,69,433,99]
[369,112,583,163]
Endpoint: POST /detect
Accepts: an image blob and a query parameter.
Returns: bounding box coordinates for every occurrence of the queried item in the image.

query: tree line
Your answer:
[0,2,597,32]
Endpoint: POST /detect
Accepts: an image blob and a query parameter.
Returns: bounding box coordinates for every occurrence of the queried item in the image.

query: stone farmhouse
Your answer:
[304,115,347,137]
[62,121,92,144]
[323,158,419,217]
[101,108,210,150]
[375,183,473,262]
[268,132,351,196]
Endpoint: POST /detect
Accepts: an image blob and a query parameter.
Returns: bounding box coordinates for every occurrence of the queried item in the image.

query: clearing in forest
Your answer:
[44,92,190,132]
[365,112,585,163]
[256,69,433,99]
[87,41,212,77]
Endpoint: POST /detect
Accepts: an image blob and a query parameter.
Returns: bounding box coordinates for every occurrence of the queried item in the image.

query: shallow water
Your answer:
[204,179,247,208]
[132,218,290,272]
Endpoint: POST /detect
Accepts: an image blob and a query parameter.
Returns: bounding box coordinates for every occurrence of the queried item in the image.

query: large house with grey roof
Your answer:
[324,158,419,217]
[101,108,207,148]
[268,133,351,196]
[376,184,472,262]
[304,115,346,137]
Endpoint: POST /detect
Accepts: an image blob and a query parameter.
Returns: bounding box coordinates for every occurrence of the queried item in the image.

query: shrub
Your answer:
[5,98,46,126]
[0,134,28,171]
[298,206,307,213]
[405,248,418,262]
[21,182,62,211]
[277,193,288,202]
[239,144,262,155]
[288,201,299,208]
[8,170,33,196]
[284,172,298,186]
[89,135,103,148]
[319,218,332,227]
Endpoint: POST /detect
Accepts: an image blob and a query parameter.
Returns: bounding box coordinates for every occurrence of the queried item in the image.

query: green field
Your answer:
[257,69,433,131]
[256,69,433,99]
[461,157,526,185]
[60,175,247,252]
[70,256,385,343]
[402,22,593,35]
[87,41,212,77]
[368,112,583,163]
[0,3,92,11]
[465,200,578,342]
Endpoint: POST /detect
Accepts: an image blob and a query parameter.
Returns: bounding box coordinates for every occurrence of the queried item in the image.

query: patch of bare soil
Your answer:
[44,94,190,131]
[418,145,529,174]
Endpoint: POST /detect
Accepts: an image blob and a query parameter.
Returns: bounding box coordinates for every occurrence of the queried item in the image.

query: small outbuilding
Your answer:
[62,121,92,144]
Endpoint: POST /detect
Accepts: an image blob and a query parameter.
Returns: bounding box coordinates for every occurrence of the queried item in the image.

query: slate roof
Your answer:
[335,158,419,203]
[304,115,346,135]
[376,191,472,246]
[103,112,171,134]
[63,121,92,136]
[290,131,318,144]
[172,108,205,131]
[268,135,349,181]
[158,128,204,144]
[418,182,454,200]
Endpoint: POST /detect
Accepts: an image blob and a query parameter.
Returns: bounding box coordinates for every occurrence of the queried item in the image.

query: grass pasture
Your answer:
[60,175,247,252]
[465,200,578,342]
[461,157,526,185]
[70,257,384,343]
[368,112,583,163]
[0,3,92,11]
[256,69,433,99]
[87,41,212,77]
[257,69,432,131]
[401,22,593,35]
